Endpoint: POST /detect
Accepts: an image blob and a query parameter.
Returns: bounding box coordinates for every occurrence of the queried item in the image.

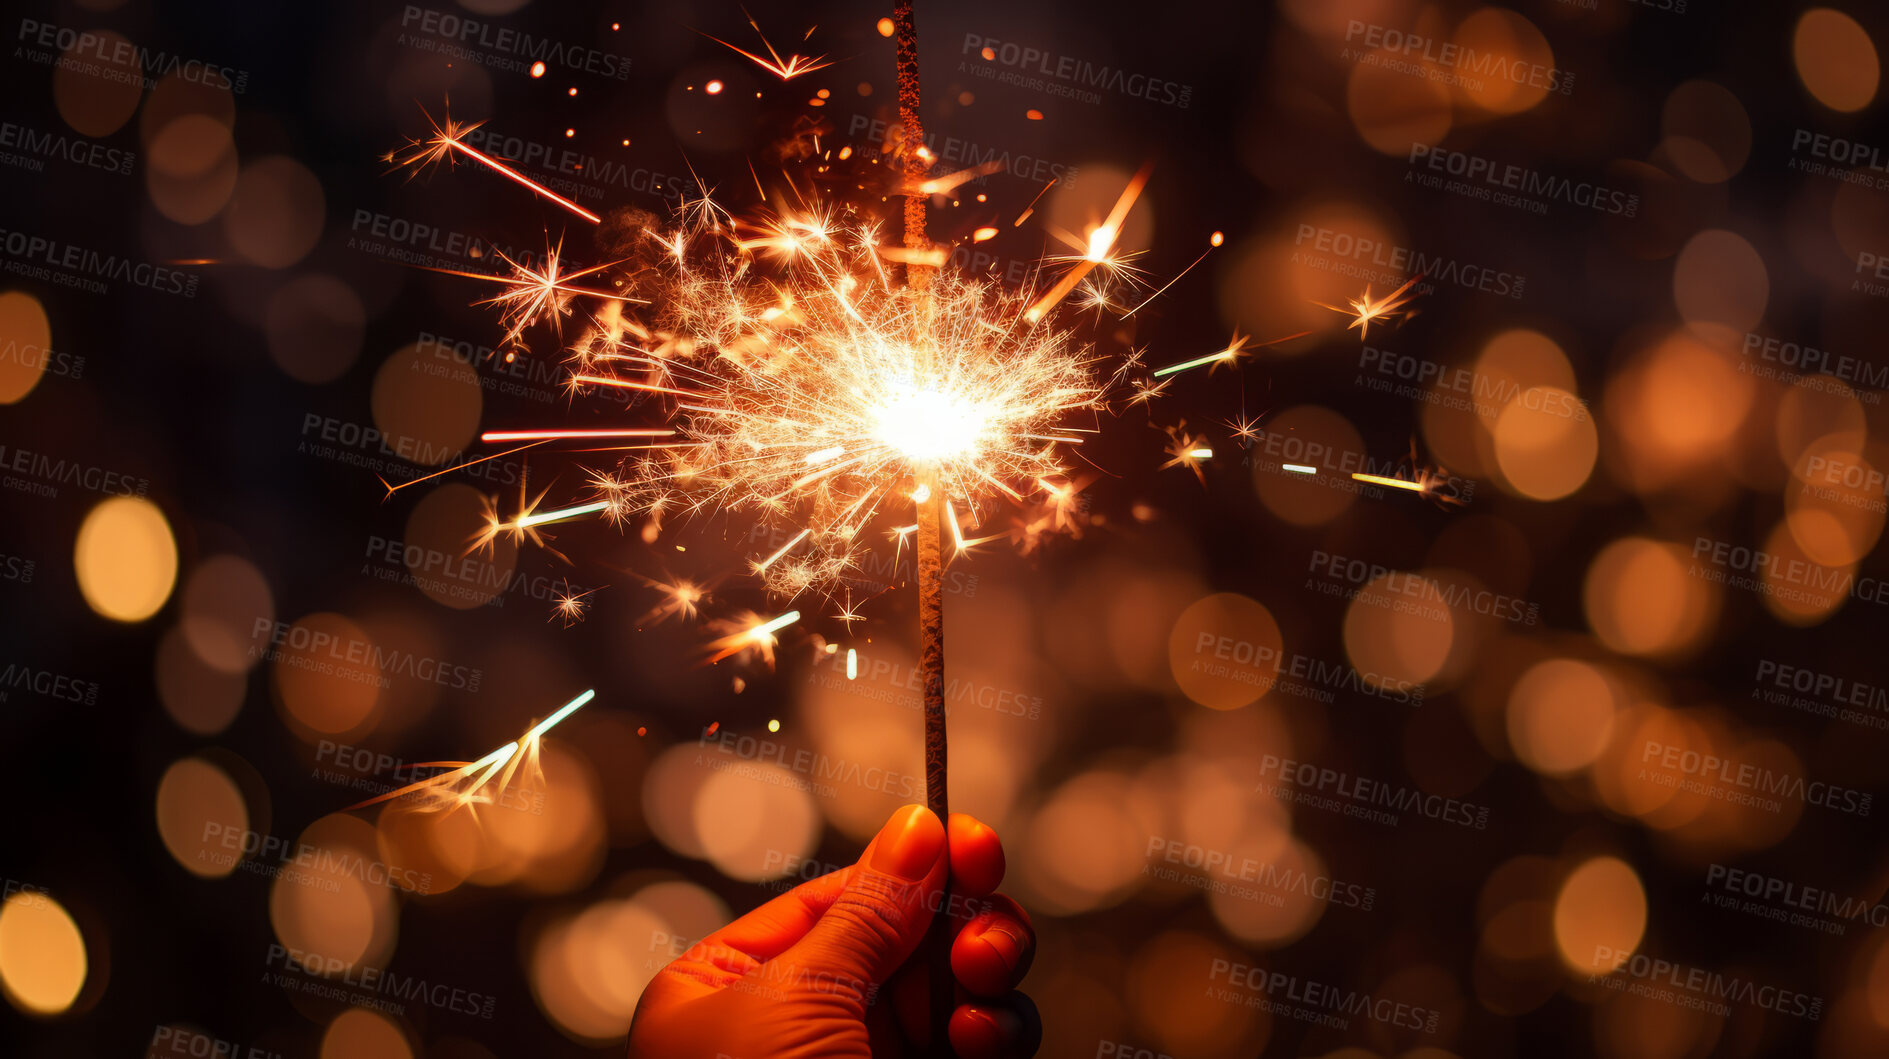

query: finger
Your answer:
[950,895,1035,997]
[948,992,1042,1058]
[777,804,949,991]
[947,813,1005,899]
[672,861,856,980]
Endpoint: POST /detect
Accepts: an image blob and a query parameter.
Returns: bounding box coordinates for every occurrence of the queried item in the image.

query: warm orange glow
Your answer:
[0,891,87,1016]
[0,291,51,404]
[156,757,250,878]
[75,496,178,623]
[1507,660,1615,776]
[1794,8,1879,112]
[1553,857,1646,973]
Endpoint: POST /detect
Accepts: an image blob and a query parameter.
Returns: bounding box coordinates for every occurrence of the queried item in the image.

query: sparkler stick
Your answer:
[892,1,953,1047]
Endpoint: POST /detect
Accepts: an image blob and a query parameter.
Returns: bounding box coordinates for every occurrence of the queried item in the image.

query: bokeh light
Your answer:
[1794,8,1879,112]
[1553,857,1646,974]
[0,891,88,1016]
[74,497,178,623]
[0,291,52,405]
[156,756,251,878]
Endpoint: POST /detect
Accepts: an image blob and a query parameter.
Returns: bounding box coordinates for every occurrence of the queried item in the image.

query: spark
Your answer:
[1283,463,1317,474]
[502,194,1123,604]
[1128,374,1173,406]
[551,584,598,626]
[1351,465,1466,507]
[377,440,550,497]
[1025,164,1151,322]
[700,12,833,81]
[1013,178,1057,227]
[349,689,596,813]
[634,573,707,625]
[754,528,812,573]
[706,609,800,664]
[464,241,631,345]
[1153,332,1252,378]
[480,428,675,442]
[388,108,604,224]
[1160,424,1214,484]
[1223,410,1265,445]
[516,499,612,529]
[1317,273,1425,340]
[846,647,858,680]
[1151,329,1310,377]
[831,591,866,629]
[1351,472,1425,492]
[1123,232,1220,317]
[389,92,1256,655]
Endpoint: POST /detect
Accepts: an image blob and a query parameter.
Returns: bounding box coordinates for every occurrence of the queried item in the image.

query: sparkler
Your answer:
[380,6,1283,1047]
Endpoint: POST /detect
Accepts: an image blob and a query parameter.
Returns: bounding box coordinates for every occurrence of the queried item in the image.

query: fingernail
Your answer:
[870,804,945,880]
[977,923,1023,973]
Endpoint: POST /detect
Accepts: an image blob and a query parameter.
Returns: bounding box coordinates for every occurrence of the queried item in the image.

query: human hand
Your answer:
[627,804,1040,1058]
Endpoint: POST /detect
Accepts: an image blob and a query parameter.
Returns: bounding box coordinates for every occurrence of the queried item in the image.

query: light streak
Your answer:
[846,647,858,680]
[480,428,676,442]
[1151,329,1310,377]
[1283,463,1317,474]
[349,689,596,812]
[389,109,604,224]
[1123,233,1219,317]
[1351,472,1427,493]
[754,528,812,572]
[514,499,612,529]
[705,610,801,664]
[377,440,550,497]
[751,610,800,638]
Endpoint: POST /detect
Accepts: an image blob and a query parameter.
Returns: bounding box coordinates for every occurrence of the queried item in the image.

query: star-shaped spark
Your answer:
[1318,273,1425,340]
[551,584,598,626]
[480,240,628,345]
[1159,423,1214,485]
[388,105,605,224]
[831,590,866,631]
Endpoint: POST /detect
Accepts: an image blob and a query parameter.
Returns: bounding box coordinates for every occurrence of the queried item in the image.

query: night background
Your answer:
[4,0,1889,1056]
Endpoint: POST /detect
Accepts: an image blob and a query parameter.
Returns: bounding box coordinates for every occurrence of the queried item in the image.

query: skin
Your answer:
[628,805,1041,1058]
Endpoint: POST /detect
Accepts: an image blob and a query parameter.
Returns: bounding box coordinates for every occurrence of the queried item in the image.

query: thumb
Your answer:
[777,804,947,996]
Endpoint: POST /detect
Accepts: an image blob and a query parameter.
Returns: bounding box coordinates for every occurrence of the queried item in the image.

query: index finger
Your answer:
[948,812,1005,900]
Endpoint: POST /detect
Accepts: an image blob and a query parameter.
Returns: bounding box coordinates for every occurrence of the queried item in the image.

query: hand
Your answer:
[628,804,1040,1058]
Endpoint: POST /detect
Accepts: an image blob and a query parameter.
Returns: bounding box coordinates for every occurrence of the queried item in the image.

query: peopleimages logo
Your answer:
[1639,740,1871,817]
[1206,959,1441,1032]
[1309,549,1540,627]
[15,18,248,92]
[1689,536,1889,607]
[0,120,135,176]
[0,228,198,297]
[1705,863,1889,931]
[1258,753,1490,829]
[1407,145,1637,217]
[397,6,630,80]
[1144,837,1377,909]
[959,33,1192,109]
[1590,946,1823,1021]
[1292,223,1525,300]
[1342,20,1575,95]
[251,618,483,692]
